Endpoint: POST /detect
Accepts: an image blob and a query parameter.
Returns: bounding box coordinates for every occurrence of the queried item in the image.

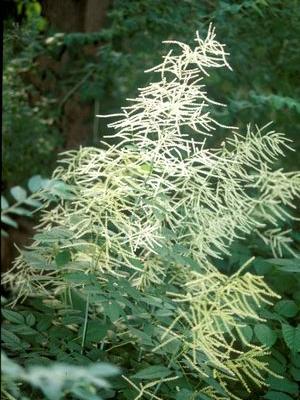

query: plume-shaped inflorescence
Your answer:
[4,24,300,399]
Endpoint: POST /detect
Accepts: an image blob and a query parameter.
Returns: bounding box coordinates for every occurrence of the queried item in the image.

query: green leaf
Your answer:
[282,324,300,353]
[267,357,286,375]
[197,395,212,400]
[1,328,21,345]
[21,250,55,270]
[238,325,253,343]
[1,215,18,228]
[34,227,73,242]
[266,376,298,395]
[272,349,287,366]
[10,186,27,201]
[28,175,44,192]
[79,320,108,342]
[264,391,294,400]
[55,250,71,267]
[36,317,52,331]
[24,198,43,208]
[290,366,300,381]
[129,327,153,346]
[253,257,273,274]
[274,300,299,318]
[64,272,93,284]
[291,353,300,368]
[254,324,277,347]
[25,313,36,327]
[6,324,37,336]
[176,389,194,400]
[2,309,25,324]
[8,207,32,217]
[46,180,76,200]
[266,258,300,273]
[105,301,122,323]
[132,365,171,380]
[1,196,9,210]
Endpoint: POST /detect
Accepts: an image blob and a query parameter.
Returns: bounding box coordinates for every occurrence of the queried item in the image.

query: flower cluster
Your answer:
[5,24,300,399]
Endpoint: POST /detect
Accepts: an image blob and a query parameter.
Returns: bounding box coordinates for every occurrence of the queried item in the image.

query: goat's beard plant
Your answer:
[5,25,300,399]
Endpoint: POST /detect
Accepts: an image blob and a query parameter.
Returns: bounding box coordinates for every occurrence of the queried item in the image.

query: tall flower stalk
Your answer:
[4,24,300,399]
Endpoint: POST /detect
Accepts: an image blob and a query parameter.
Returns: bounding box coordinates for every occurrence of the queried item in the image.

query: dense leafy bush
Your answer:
[2,27,299,399]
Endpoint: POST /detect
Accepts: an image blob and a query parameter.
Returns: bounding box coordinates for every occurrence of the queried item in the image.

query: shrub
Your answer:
[3,25,300,399]
[2,20,62,187]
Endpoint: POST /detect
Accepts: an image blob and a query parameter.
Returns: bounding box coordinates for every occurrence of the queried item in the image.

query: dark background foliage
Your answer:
[3,0,300,189]
[2,1,300,399]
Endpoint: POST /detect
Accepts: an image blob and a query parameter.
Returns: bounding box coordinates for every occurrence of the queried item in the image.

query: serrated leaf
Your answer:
[1,215,18,228]
[10,186,27,201]
[282,324,300,353]
[1,196,9,210]
[254,324,277,347]
[132,365,171,380]
[274,300,299,318]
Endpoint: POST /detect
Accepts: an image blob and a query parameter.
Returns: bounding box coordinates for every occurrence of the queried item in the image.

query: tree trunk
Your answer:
[42,0,110,32]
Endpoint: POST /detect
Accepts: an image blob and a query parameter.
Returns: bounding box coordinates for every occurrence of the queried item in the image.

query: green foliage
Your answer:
[2,20,62,187]
[1,176,72,237]
[3,0,300,192]
[3,27,300,400]
[1,351,119,400]
[39,0,300,167]
[224,228,300,400]
[1,175,46,237]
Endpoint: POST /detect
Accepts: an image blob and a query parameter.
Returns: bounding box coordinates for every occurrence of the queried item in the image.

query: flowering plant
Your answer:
[4,25,300,399]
